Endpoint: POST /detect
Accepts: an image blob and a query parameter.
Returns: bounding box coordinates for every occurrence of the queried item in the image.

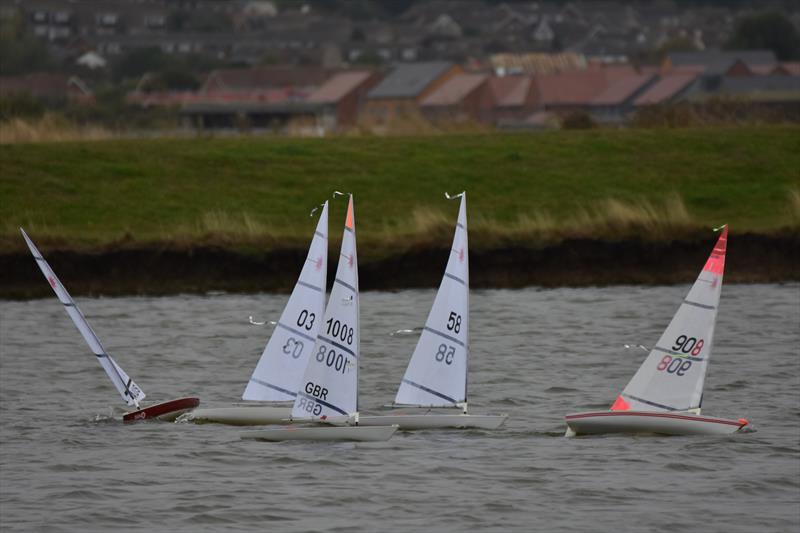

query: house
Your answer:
[487,75,538,124]
[179,67,382,132]
[589,72,658,123]
[633,72,699,107]
[419,73,492,123]
[305,70,382,129]
[364,61,462,122]
[0,73,93,104]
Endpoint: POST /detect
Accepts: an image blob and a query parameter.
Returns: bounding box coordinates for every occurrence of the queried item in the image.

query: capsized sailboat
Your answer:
[21,229,199,422]
[182,202,329,425]
[359,193,507,430]
[242,195,396,441]
[565,226,751,436]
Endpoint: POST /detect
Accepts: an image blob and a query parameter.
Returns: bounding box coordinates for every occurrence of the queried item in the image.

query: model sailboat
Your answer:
[21,228,199,421]
[565,226,751,436]
[359,192,507,430]
[242,195,396,441]
[183,202,329,425]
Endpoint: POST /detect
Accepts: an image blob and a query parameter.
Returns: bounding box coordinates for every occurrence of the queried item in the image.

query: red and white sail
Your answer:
[611,226,728,413]
[21,228,146,407]
[292,195,359,420]
[395,193,469,407]
[242,202,329,402]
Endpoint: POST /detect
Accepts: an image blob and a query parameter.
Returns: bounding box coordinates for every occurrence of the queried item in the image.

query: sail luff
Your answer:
[242,202,329,402]
[611,227,727,412]
[20,228,146,407]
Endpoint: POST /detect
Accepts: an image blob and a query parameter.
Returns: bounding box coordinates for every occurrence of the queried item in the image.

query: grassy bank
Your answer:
[1,127,799,258]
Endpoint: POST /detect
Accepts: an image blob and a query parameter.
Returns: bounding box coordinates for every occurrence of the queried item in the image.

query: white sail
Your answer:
[395,193,469,407]
[20,228,146,407]
[242,202,329,402]
[292,195,359,420]
[611,226,728,413]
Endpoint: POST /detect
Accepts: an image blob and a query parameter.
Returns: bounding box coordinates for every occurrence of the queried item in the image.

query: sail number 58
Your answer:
[435,343,455,365]
[447,312,461,334]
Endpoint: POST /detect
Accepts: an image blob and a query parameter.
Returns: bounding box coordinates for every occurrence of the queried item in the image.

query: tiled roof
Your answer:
[420,73,487,106]
[591,73,656,105]
[489,52,587,75]
[633,73,698,106]
[306,71,375,103]
[488,76,531,107]
[367,61,454,99]
[534,69,609,106]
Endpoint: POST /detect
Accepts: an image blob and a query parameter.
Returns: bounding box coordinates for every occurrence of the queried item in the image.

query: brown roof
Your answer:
[534,70,608,106]
[202,66,332,92]
[488,76,532,107]
[0,73,91,100]
[306,71,375,103]
[591,73,655,105]
[420,73,487,106]
[776,62,800,76]
[634,73,698,106]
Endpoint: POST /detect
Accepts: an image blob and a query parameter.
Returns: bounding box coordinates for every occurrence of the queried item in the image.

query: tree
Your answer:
[113,47,168,82]
[726,11,800,60]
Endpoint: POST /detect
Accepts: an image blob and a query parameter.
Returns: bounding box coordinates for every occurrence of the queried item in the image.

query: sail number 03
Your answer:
[656,335,704,376]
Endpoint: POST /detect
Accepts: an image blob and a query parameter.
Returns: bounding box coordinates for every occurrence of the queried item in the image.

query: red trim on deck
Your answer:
[123,397,200,422]
[565,410,747,428]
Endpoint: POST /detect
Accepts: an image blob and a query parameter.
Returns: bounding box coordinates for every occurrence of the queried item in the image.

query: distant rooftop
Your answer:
[634,72,698,106]
[306,71,375,103]
[367,61,454,99]
[420,73,487,106]
[667,49,777,75]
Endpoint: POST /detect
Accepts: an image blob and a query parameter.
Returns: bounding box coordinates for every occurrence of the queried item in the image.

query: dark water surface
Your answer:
[1,285,798,532]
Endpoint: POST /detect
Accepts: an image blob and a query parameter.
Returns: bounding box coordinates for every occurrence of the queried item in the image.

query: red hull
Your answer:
[123,397,200,422]
[565,410,750,436]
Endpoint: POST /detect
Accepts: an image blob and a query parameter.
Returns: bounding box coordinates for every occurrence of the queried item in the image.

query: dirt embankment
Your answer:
[2,233,797,299]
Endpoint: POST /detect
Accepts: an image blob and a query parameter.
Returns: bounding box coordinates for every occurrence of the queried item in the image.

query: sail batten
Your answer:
[242,202,329,402]
[612,226,728,413]
[21,228,146,407]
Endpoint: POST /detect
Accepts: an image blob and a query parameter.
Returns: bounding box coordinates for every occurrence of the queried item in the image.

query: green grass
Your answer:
[1,127,799,256]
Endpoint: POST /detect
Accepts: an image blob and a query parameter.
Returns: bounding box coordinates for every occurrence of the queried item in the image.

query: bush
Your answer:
[561,111,597,129]
[0,94,45,121]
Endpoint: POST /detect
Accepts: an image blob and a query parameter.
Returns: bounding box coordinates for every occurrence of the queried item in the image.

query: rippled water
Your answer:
[1,284,798,532]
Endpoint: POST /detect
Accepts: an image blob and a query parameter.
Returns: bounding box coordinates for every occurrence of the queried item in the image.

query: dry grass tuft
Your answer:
[788,188,800,225]
[0,114,114,144]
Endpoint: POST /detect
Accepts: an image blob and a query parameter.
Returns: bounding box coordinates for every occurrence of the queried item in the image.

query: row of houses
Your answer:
[3,50,799,131]
[138,50,800,131]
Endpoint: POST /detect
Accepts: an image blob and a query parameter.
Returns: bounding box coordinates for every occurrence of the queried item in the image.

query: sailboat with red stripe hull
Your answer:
[565,226,751,437]
[22,228,199,422]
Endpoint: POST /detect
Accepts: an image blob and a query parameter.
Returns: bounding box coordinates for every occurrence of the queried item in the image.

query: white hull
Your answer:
[178,405,292,425]
[565,411,750,436]
[241,425,398,442]
[358,412,507,430]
